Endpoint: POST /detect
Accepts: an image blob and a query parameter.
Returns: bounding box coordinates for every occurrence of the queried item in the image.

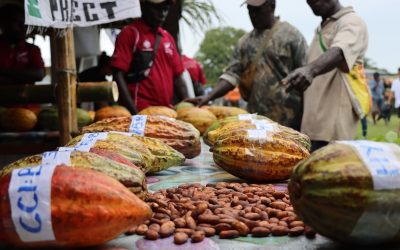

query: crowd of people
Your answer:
[2,0,400,151]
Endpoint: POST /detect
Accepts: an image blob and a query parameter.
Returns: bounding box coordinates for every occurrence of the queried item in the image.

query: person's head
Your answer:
[0,4,26,43]
[398,67,400,77]
[98,52,112,76]
[306,0,341,19]
[140,0,174,30]
[246,0,276,30]
[373,72,380,81]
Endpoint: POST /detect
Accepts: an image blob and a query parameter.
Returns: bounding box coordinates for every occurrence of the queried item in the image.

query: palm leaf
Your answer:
[181,0,224,34]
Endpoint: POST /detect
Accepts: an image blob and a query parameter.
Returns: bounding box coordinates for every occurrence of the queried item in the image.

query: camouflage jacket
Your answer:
[220,20,307,130]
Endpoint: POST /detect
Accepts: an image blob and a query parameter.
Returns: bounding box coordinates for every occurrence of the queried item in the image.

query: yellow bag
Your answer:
[318,30,371,118]
[342,63,372,118]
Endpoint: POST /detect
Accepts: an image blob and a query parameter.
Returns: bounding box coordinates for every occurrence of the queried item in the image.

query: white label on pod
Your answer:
[74,132,109,152]
[238,114,256,121]
[129,115,147,136]
[251,120,278,132]
[337,141,400,242]
[247,129,272,141]
[42,151,71,166]
[8,162,63,241]
[338,140,400,190]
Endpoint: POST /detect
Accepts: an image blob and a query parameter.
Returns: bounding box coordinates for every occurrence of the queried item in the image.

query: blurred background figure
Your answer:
[369,72,385,125]
[182,54,206,96]
[0,3,45,86]
[78,52,112,82]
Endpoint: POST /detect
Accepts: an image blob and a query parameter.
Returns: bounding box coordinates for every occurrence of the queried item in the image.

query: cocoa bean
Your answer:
[290,221,305,228]
[277,211,288,219]
[185,216,197,230]
[175,228,194,237]
[174,218,186,228]
[148,223,160,232]
[232,221,249,236]
[258,221,270,228]
[215,223,232,233]
[278,221,288,227]
[271,226,288,236]
[145,229,159,240]
[289,226,304,237]
[272,191,286,199]
[198,214,220,225]
[219,230,240,239]
[174,232,189,245]
[191,231,205,243]
[160,221,175,238]
[270,201,287,210]
[196,226,216,237]
[251,227,271,237]
[136,224,148,235]
[244,213,261,220]
[304,226,317,239]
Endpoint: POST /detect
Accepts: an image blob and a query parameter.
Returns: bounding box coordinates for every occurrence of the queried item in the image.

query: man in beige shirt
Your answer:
[283,0,368,151]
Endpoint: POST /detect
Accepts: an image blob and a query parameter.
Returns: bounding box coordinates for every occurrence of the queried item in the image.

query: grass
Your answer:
[354,114,400,141]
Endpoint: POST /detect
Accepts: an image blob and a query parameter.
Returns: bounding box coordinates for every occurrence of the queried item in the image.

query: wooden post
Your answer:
[51,28,78,145]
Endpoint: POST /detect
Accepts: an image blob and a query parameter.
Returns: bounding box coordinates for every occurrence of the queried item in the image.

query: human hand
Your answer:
[282,66,314,93]
[183,95,210,107]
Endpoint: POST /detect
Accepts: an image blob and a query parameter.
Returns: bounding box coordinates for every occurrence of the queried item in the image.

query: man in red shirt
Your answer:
[111,0,188,113]
[182,54,207,96]
[0,4,45,85]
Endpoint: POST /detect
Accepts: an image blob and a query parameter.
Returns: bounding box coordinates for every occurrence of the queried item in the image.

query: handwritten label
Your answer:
[42,151,71,166]
[8,161,63,241]
[251,120,278,132]
[128,115,147,136]
[338,140,400,190]
[75,132,109,152]
[247,129,272,141]
[238,114,256,121]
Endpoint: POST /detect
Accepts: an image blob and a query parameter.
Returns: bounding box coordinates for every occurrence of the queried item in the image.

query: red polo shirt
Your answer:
[111,19,184,111]
[0,39,44,85]
[182,55,206,85]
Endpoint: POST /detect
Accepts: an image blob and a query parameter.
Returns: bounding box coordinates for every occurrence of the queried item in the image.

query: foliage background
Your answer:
[195,27,246,86]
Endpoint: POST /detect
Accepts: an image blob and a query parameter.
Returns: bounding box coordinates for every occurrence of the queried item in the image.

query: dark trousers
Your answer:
[311,140,329,152]
[361,117,368,137]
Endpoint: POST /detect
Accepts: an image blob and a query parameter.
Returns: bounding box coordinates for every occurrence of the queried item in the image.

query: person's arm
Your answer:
[113,69,137,114]
[0,68,45,84]
[185,79,235,106]
[174,74,189,101]
[283,47,345,92]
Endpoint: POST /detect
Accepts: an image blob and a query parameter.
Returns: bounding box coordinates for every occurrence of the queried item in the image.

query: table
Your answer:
[2,141,399,250]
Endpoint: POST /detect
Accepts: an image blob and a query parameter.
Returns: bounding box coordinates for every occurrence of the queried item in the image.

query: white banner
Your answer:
[25,0,141,28]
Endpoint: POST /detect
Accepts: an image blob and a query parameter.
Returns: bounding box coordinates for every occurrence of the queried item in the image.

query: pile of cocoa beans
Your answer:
[127,182,316,244]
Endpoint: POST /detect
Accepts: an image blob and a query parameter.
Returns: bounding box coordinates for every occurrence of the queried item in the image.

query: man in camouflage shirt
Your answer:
[186,0,307,130]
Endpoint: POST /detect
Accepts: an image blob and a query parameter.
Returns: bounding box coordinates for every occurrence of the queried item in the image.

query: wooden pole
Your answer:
[52,28,78,145]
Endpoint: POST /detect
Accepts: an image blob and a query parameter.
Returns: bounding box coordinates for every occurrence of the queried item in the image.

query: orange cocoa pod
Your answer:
[0,165,152,248]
